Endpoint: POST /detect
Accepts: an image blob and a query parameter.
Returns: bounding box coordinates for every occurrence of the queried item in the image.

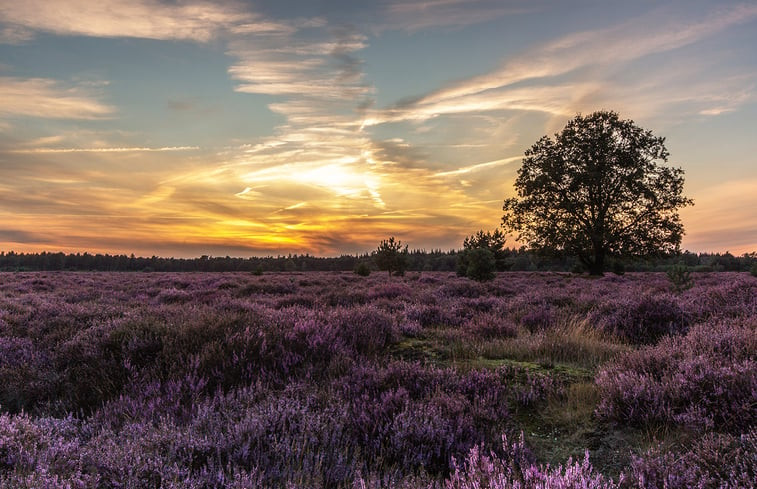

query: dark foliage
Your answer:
[502,111,693,275]
[373,237,409,276]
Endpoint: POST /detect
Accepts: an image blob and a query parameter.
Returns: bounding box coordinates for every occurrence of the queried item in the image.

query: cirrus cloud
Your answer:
[0,0,256,42]
[0,77,114,119]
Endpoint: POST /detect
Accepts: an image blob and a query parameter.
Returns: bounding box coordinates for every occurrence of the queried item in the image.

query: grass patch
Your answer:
[479,318,629,370]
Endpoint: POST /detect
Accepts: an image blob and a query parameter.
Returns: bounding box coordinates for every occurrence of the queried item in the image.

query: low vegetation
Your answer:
[0,270,754,487]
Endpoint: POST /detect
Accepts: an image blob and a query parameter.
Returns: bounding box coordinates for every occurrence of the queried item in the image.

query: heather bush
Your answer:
[466,313,518,339]
[405,303,461,328]
[322,289,369,307]
[236,278,297,296]
[444,433,621,489]
[519,305,553,332]
[156,287,193,304]
[628,429,757,488]
[685,276,757,320]
[436,279,487,298]
[590,293,690,344]
[328,306,399,356]
[274,293,316,308]
[368,282,413,301]
[0,337,54,413]
[340,362,513,477]
[596,321,757,432]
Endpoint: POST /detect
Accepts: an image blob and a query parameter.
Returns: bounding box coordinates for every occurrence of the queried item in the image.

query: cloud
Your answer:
[227,27,370,99]
[0,228,54,244]
[0,24,34,44]
[367,3,757,125]
[0,0,256,42]
[10,146,200,153]
[0,77,114,119]
[434,156,522,177]
[0,0,526,256]
[376,0,537,33]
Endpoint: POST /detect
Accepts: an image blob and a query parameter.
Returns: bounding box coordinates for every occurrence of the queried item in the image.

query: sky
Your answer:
[1,0,756,258]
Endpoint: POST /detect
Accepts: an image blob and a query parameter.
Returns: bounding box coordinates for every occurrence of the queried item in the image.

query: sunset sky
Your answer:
[1,0,756,257]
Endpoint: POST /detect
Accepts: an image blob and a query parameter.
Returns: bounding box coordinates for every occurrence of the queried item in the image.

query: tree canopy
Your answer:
[502,111,693,275]
[373,237,409,276]
[462,229,508,271]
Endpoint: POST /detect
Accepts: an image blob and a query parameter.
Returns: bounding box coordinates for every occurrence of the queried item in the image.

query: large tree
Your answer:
[502,111,693,275]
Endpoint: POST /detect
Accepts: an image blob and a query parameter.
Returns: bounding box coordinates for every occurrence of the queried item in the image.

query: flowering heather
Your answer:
[629,429,757,488]
[443,433,621,489]
[596,320,757,432]
[0,270,754,487]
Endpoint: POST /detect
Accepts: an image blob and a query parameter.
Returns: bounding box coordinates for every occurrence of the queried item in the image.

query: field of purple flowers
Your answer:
[0,271,754,488]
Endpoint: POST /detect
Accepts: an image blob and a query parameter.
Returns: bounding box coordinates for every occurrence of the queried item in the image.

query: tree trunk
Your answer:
[588,249,605,276]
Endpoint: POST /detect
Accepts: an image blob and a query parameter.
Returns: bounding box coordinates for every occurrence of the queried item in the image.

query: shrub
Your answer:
[436,279,486,298]
[329,306,398,356]
[354,262,371,276]
[457,248,496,282]
[445,433,620,489]
[467,314,518,339]
[0,338,54,413]
[368,282,412,301]
[404,303,460,328]
[519,306,553,332]
[628,429,757,489]
[590,293,690,344]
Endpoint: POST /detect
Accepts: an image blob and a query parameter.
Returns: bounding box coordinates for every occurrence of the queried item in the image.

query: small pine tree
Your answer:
[457,248,496,281]
[373,237,408,276]
[667,264,693,292]
[463,229,508,270]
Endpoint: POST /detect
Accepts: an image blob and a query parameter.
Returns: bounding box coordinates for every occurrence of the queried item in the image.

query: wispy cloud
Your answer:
[434,156,522,177]
[368,3,757,125]
[227,27,370,99]
[0,77,114,119]
[0,0,255,42]
[377,0,536,33]
[0,24,34,44]
[11,146,200,153]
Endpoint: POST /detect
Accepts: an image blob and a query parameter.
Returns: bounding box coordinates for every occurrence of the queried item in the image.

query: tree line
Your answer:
[1,249,754,274]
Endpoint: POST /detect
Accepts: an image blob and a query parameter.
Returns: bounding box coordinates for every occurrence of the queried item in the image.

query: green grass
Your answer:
[387,314,688,479]
[478,318,629,370]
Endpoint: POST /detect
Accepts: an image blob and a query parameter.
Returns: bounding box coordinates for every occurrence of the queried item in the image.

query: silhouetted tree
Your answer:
[502,111,692,275]
[462,229,508,271]
[373,237,408,276]
[457,247,496,281]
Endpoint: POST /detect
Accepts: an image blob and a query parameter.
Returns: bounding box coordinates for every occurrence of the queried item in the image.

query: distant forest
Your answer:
[1,249,755,273]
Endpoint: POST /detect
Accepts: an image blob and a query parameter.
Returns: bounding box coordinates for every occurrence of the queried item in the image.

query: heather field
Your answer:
[0,271,755,488]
